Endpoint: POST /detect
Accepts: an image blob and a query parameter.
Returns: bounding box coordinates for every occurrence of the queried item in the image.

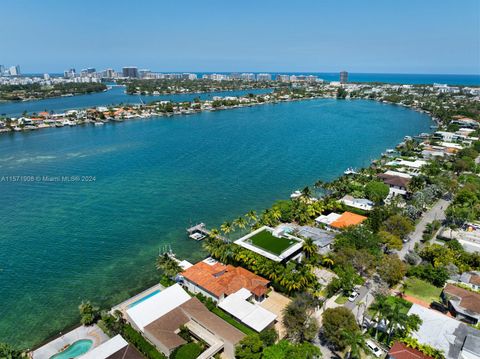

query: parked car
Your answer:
[366,339,383,357]
[430,301,449,313]
[348,291,359,302]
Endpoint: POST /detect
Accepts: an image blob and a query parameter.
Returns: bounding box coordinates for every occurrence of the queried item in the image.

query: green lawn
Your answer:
[173,343,203,359]
[335,295,348,304]
[249,229,298,255]
[403,277,442,303]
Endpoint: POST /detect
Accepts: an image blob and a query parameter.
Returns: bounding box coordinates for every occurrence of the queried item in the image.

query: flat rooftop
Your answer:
[234,226,303,262]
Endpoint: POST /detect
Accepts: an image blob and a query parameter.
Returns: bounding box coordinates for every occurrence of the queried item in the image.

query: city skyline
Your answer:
[1,0,479,74]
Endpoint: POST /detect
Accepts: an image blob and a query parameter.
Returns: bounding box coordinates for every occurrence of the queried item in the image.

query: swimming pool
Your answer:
[127,289,161,308]
[50,339,93,359]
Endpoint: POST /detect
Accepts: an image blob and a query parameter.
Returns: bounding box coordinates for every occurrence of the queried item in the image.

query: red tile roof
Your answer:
[330,211,367,229]
[181,262,269,298]
[388,342,434,359]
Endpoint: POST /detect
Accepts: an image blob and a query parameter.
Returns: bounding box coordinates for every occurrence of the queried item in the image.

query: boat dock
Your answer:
[187,223,229,242]
[187,223,210,241]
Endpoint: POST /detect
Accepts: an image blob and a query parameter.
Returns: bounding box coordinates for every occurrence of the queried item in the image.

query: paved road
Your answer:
[344,285,368,310]
[398,198,451,259]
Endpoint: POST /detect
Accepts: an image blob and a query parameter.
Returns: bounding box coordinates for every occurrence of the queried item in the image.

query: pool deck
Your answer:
[31,324,109,359]
[111,282,164,316]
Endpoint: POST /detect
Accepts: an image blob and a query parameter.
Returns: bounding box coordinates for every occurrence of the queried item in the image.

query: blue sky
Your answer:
[1,0,479,74]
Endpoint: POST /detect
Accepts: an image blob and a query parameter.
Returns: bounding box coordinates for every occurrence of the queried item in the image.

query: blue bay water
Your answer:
[0,98,432,347]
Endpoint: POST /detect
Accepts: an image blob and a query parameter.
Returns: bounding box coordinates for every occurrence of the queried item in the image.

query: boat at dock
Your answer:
[344,167,357,175]
[187,223,209,241]
[290,190,302,199]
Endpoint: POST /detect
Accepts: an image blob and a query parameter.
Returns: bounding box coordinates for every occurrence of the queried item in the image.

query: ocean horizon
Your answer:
[22,72,480,86]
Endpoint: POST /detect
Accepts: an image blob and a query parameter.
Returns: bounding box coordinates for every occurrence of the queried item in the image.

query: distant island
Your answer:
[0,82,107,102]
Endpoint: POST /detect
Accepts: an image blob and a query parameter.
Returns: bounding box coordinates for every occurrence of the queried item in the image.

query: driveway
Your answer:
[343,281,377,325]
[397,198,450,259]
[344,285,368,310]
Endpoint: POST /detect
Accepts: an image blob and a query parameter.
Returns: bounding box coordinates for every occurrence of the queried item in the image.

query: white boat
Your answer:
[94,122,104,126]
[290,190,302,199]
[344,167,357,175]
[404,135,412,141]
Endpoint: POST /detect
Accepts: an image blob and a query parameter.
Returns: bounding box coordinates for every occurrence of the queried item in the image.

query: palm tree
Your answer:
[156,252,182,278]
[271,207,282,222]
[208,228,220,239]
[385,302,420,343]
[301,186,312,198]
[369,295,389,339]
[233,216,247,229]
[341,329,366,359]
[321,257,334,268]
[314,179,324,188]
[220,221,233,235]
[245,210,258,224]
[302,237,317,261]
[0,342,25,358]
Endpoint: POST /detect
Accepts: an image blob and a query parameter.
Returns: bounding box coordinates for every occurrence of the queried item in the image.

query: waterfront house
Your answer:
[315,211,367,230]
[125,283,244,359]
[378,172,411,196]
[217,288,277,332]
[407,304,480,359]
[386,158,427,170]
[442,284,480,325]
[339,195,374,211]
[179,259,270,302]
[81,334,144,359]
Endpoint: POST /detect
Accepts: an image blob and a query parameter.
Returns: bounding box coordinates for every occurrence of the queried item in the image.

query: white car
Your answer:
[348,291,359,302]
[366,339,383,357]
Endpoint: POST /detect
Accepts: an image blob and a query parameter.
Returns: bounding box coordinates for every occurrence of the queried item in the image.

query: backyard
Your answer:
[249,229,298,255]
[403,277,442,304]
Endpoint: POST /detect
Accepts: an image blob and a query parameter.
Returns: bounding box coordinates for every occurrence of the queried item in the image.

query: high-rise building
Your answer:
[240,73,255,81]
[139,69,153,79]
[64,68,76,78]
[0,65,4,75]
[256,73,272,81]
[103,68,115,79]
[9,65,20,76]
[340,71,348,83]
[122,67,139,78]
[276,74,290,82]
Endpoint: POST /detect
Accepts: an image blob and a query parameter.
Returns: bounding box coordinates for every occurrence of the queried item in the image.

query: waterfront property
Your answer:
[125,283,245,359]
[111,283,164,316]
[339,194,374,211]
[81,334,144,359]
[179,259,270,302]
[234,226,304,262]
[32,325,109,359]
[378,171,412,197]
[0,97,435,347]
[218,288,277,332]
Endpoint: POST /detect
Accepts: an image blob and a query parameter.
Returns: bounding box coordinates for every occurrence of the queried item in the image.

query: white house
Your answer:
[339,195,374,211]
